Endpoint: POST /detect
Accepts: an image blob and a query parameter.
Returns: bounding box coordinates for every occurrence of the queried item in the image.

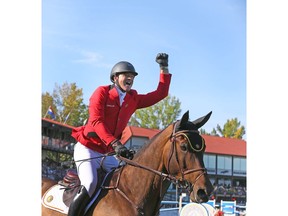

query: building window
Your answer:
[217,177,232,188]
[233,157,246,176]
[204,154,216,174]
[217,155,232,175]
[129,137,149,150]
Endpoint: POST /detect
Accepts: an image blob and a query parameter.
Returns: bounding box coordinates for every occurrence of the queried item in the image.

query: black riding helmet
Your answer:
[110,61,138,83]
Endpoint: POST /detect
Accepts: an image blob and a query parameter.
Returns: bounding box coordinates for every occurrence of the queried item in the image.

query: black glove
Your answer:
[111,140,131,159]
[156,53,169,69]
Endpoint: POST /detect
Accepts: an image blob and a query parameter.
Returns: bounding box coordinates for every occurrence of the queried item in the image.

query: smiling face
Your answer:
[114,72,135,92]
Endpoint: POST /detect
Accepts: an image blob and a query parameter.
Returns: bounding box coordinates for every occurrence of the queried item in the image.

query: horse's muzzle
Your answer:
[190,182,213,203]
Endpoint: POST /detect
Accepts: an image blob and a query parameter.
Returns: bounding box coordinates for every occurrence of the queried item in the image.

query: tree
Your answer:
[200,128,219,136]
[210,128,219,136]
[214,118,245,139]
[129,94,181,129]
[42,92,56,118]
[42,82,88,126]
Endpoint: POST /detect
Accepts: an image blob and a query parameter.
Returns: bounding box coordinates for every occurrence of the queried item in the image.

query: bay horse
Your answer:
[42,111,214,216]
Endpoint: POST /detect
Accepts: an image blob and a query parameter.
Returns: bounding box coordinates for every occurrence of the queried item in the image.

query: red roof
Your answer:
[203,135,246,157]
[42,118,75,130]
[121,126,160,144]
[121,126,246,157]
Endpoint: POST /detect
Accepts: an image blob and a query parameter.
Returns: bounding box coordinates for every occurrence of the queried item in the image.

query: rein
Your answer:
[103,124,207,215]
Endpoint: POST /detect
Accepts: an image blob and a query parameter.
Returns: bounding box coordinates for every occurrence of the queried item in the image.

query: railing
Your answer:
[159,200,187,215]
[159,201,180,216]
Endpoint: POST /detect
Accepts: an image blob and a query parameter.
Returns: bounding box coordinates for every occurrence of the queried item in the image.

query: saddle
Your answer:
[58,170,81,206]
[58,169,113,207]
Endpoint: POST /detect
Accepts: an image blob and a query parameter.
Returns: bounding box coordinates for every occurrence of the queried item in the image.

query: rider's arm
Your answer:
[136,52,172,108]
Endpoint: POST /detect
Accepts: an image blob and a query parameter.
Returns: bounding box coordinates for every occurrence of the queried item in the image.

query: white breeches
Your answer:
[73,142,119,197]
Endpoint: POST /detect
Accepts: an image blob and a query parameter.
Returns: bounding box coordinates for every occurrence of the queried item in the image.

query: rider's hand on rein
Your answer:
[111,140,134,159]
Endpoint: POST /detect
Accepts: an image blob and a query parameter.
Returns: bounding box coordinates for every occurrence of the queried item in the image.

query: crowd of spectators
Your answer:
[161,184,246,211]
[212,183,246,197]
[210,183,246,205]
[42,158,74,181]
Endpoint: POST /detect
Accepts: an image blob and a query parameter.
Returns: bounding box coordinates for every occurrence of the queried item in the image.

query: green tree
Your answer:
[200,128,207,135]
[210,128,219,136]
[42,82,88,126]
[214,118,245,139]
[200,128,219,136]
[42,92,56,118]
[129,94,181,129]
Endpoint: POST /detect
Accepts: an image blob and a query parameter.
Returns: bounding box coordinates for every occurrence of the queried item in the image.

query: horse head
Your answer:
[163,110,213,203]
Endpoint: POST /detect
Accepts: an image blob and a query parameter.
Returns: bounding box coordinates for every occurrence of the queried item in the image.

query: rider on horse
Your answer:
[69,53,172,216]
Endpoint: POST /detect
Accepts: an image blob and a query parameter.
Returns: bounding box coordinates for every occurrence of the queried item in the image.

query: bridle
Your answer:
[103,122,207,215]
[167,125,207,195]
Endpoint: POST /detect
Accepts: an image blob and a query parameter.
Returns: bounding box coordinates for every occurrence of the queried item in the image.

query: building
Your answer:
[42,118,76,180]
[41,118,246,203]
[201,135,246,204]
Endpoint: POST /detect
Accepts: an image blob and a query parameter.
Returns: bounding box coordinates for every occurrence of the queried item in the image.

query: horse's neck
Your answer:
[120,126,172,213]
[133,126,171,170]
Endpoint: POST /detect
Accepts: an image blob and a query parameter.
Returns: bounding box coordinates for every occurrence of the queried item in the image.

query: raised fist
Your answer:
[156,53,169,68]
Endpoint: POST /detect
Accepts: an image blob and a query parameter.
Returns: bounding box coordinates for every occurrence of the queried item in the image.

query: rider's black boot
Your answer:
[67,185,90,216]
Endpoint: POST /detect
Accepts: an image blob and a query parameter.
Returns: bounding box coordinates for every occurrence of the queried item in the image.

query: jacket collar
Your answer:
[108,85,132,107]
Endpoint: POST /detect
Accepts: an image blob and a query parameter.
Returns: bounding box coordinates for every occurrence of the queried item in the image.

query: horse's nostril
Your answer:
[197,189,209,202]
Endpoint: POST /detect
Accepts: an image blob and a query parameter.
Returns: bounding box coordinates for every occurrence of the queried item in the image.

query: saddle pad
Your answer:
[42,170,116,215]
[42,184,69,214]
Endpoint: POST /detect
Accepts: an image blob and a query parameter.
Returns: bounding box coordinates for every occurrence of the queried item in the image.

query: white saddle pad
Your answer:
[42,184,69,214]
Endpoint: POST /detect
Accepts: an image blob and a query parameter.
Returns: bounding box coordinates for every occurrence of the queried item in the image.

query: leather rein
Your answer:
[103,123,207,215]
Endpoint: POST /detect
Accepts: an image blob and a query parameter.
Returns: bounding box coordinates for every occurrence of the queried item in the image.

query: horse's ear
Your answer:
[192,111,212,129]
[179,111,189,127]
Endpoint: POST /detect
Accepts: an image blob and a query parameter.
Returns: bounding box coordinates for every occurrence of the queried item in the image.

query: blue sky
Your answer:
[42,0,246,135]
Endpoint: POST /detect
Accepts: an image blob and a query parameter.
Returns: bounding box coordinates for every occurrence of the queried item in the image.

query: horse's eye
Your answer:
[180,143,188,151]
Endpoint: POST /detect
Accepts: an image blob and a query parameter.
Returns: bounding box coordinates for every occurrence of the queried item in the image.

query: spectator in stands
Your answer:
[69,53,172,216]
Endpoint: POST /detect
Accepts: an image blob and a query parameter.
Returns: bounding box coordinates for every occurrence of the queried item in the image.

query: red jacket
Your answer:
[71,73,172,154]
